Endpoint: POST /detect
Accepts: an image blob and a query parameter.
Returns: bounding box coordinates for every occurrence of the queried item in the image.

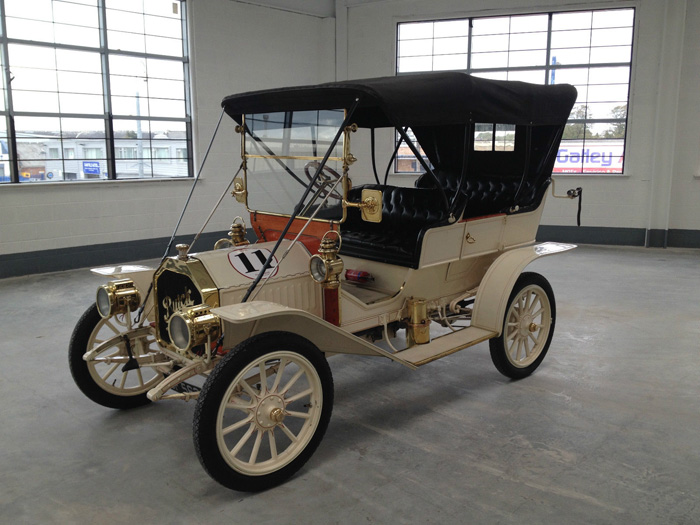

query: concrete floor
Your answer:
[1,245,699,524]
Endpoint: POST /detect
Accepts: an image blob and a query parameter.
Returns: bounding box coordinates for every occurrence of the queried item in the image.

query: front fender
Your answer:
[471,242,575,335]
[211,301,416,369]
[91,264,156,297]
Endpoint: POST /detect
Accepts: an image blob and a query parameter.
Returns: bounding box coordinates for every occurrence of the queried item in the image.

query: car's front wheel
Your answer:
[489,272,556,379]
[68,304,165,409]
[193,331,333,492]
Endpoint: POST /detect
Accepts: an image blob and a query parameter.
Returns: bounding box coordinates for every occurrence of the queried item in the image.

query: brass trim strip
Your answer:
[245,154,345,161]
[247,208,340,225]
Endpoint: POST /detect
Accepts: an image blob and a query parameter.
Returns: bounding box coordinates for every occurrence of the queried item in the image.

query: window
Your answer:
[396,8,634,174]
[395,128,430,175]
[474,123,516,151]
[153,146,170,159]
[116,147,138,159]
[83,147,103,159]
[0,0,191,183]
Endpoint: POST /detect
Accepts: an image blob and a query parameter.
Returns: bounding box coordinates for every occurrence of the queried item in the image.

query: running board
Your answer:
[395,326,496,367]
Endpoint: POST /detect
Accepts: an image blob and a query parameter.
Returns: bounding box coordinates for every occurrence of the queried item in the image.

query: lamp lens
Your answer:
[310,257,327,282]
[169,315,190,351]
[96,287,112,318]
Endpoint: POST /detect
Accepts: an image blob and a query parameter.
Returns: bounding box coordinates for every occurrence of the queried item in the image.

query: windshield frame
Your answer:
[238,109,353,224]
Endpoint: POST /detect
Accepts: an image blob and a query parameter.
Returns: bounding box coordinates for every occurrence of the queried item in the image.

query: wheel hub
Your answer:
[519,313,535,336]
[270,408,285,423]
[254,395,285,429]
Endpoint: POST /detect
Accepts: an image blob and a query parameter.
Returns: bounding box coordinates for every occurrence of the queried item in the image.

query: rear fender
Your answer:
[471,242,575,335]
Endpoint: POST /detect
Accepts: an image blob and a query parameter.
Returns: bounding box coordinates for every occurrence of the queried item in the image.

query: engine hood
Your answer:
[193,239,314,292]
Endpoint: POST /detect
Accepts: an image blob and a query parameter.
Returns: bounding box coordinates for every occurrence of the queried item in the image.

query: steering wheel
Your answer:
[304,161,343,201]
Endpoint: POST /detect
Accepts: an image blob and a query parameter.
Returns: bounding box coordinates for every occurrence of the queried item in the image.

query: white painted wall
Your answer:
[0,0,334,257]
[669,0,700,231]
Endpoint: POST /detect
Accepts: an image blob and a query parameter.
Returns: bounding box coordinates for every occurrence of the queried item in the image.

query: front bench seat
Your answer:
[339,185,449,268]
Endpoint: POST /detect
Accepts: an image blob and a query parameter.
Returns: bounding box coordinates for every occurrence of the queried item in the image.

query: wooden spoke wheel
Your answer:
[193,332,333,491]
[489,272,556,380]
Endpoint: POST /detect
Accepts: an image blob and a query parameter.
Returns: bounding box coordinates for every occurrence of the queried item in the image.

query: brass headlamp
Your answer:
[168,304,221,355]
[309,231,344,289]
[95,279,141,318]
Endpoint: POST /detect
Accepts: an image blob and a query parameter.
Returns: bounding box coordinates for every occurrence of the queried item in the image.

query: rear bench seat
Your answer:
[414,170,539,220]
[339,172,544,268]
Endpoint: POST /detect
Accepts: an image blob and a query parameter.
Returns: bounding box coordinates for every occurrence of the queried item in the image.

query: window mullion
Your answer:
[180,0,193,178]
[467,18,472,74]
[0,0,19,183]
[97,0,116,181]
[545,13,553,85]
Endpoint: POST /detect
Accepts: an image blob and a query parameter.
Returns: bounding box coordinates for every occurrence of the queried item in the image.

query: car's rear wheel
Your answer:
[193,332,333,492]
[489,272,556,379]
[69,304,164,409]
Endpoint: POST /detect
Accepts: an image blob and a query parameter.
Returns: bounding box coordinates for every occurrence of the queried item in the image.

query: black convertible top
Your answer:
[222,72,577,128]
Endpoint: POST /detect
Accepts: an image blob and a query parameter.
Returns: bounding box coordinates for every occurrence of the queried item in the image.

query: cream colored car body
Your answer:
[92,199,573,373]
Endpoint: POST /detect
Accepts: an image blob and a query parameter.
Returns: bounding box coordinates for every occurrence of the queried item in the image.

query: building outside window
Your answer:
[153,146,170,159]
[0,0,191,183]
[83,147,103,159]
[396,8,634,174]
[115,147,138,159]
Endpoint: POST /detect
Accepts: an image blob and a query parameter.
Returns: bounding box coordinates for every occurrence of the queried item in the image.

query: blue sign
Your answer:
[83,161,101,175]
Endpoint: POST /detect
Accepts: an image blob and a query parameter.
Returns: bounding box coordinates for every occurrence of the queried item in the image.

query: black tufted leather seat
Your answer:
[415,170,539,219]
[461,178,535,219]
[340,173,544,268]
[340,185,449,267]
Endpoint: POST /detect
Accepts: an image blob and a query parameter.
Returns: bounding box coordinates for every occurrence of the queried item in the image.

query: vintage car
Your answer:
[69,72,580,492]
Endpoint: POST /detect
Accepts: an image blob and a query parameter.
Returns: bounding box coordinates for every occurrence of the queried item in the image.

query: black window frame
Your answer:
[395,7,635,175]
[0,0,193,184]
